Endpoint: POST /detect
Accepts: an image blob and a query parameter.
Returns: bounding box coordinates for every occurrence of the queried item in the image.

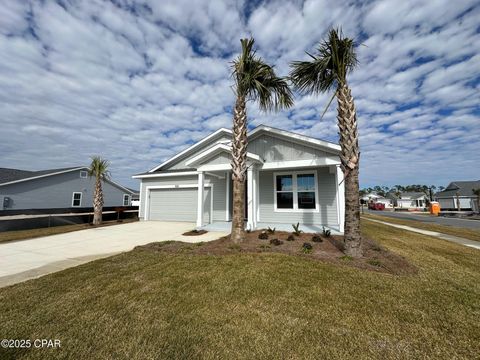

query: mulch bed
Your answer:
[182,229,208,236]
[138,230,417,276]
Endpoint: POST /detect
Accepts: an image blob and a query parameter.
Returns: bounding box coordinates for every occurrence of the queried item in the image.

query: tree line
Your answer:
[359,185,445,197]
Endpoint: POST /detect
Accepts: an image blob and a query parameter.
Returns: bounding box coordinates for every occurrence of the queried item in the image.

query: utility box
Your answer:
[3,196,12,209]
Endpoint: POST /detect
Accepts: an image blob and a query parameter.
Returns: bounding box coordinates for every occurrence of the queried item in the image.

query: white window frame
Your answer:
[72,192,82,207]
[123,194,130,206]
[273,170,319,212]
[80,171,88,178]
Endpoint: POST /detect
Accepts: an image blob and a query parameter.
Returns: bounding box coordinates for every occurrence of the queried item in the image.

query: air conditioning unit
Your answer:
[3,196,12,209]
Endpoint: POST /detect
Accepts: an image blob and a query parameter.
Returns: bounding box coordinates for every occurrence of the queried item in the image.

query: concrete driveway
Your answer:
[0,221,228,288]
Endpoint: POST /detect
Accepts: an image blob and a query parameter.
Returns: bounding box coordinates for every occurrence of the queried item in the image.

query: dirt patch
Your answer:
[182,229,208,236]
[137,230,417,276]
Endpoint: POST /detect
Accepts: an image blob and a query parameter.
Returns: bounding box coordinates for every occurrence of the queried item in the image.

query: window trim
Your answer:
[80,170,88,178]
[72,192,82,207]
[123,194,130,206]
[273,170,319,212]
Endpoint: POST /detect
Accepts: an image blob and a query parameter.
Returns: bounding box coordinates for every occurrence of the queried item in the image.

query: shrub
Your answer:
[312,234,323,242]
[292,222,303,236]
[302,242,313,254]
[267,226,276,234]
[368,259,382,267]
[258,231,269,240]
[287,234,295,241]
[259,244,271,251]
[322,226,331,238]
[269,238,283,246]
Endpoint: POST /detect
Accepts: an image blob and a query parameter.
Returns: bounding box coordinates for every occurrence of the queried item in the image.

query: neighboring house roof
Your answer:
[387,191,426,200]
[144,124,341,175]
[0,167,85,186]
[436,181,480,197]
[0,166,135,194]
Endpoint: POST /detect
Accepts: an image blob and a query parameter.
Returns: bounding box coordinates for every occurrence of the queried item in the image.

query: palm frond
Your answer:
[232,38,293,112]
[289,28,358,95]
[88,156,111,180]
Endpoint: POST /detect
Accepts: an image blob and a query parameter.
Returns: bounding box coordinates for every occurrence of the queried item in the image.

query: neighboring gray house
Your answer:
[435,181,480,212]
[133,125,345,233]
[386,191,428,210]
[0,166,135,211]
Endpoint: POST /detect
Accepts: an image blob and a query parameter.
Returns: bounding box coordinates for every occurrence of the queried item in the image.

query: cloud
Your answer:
[0,0,478,190]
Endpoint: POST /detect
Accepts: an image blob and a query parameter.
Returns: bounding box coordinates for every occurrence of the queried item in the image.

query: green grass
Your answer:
[0,221,479,359]
[0,218,138,244]
[363,213,480,242]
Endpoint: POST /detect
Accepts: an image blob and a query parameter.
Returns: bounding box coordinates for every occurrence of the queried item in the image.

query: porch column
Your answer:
[252,168,257,229]
[225,171,230,221]
[247,167,254,230]
[336,165,345,233]
[196,171,204,228]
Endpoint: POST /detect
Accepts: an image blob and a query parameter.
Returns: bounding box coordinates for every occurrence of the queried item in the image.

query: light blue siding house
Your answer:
[134,125,345,233]
[0,167,135,211]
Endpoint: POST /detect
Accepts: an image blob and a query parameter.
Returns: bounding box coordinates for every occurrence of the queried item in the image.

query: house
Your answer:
[386,191,428,210]
[360,192,392,207]
[435,181,480,212]
[0,166,135,211]
[133,125,345,233]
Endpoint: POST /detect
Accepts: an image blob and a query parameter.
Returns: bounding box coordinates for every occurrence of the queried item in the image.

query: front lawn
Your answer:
[0,221,479,359]
[363,213,480,241]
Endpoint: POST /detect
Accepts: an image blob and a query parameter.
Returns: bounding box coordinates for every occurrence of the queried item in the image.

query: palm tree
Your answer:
[230,38,293,243]
[88,156,110,225]
[290,28,362,257]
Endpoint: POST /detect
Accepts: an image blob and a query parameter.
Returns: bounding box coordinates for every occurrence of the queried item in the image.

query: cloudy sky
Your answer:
[1,0,479,190]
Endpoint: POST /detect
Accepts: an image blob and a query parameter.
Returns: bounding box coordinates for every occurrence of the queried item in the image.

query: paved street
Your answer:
[364,210,480,230]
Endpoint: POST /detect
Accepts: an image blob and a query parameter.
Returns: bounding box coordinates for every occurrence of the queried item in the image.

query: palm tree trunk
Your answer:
[337,83,362,257]
[231,95,247,243]
[93,176,104,225]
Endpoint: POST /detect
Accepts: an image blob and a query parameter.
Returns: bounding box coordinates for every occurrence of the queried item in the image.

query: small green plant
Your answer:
[287,234,295,241]
[267,226,276,234]
[367,259,382,267]
[302,242,313,254]
[312,234,323,242]
[259,244,271,251]
[195,242,205,247]
[340,255,353,261]
[292,222,303,236]
[322,227,331,238]
[258,231,269,240]
[228,244,242,251]
[269,238,283,246]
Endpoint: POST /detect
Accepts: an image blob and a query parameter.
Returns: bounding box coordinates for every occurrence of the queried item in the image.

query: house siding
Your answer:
[249,134,328,162]
[0,170,130,210]
[257,167,338,226]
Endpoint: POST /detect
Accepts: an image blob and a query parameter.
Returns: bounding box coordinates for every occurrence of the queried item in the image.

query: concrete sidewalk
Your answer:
[364,217,480,250]
[0,221,228,288]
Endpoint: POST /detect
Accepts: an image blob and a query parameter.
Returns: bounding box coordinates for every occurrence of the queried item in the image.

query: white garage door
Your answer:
[148,187,211,222]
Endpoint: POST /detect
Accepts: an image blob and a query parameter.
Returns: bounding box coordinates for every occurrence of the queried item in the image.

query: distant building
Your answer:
[360,192,392,207]
[1,166,135,211]
[435,181,480,212]
[386,191,428,210]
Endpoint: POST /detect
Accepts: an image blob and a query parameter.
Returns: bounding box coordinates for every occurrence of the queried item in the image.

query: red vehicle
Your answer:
[368,202,385,210]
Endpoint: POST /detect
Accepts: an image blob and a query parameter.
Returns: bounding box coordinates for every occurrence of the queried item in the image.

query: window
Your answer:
[80,171,87,178]
[72,192,82,207]
[274,171,318,212]
[123,194,130,206]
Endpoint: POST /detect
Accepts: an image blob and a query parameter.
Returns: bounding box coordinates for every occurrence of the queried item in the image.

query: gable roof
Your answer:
[145,125,340,174]
[0,166,135,194]
[387,191,426,200]
[148,128,232,173]
[0,167,86,187]
[185,143,263,167]
[436,180,480,197]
